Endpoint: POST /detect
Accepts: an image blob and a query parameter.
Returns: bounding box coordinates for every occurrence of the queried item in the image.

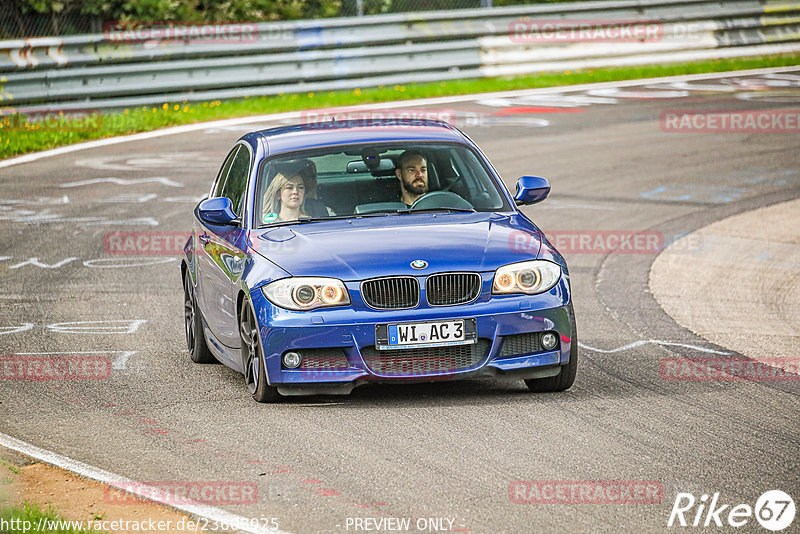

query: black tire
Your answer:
[525,302,578,392]
[240,299,281,403]
[184,270,216,364]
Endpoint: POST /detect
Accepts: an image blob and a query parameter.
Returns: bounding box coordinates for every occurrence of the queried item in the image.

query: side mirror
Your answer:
[514,176,551,205]
[198,197,239,225]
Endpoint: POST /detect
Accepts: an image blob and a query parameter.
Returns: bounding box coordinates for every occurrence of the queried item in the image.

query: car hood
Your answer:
[249,213,543,281]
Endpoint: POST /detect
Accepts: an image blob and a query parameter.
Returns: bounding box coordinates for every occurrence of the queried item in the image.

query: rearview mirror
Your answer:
[198,197,239,225]
[346,159,395,173]
[514,176,551,205]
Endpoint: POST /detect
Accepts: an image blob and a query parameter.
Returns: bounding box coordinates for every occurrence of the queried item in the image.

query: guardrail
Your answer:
[1,0,799,112]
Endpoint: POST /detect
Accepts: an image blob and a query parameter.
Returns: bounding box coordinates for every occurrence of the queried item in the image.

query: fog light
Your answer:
[283,351,302,369]
[541,332,558,351]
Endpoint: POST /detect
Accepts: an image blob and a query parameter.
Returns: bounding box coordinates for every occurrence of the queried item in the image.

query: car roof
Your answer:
[242,118,471,156]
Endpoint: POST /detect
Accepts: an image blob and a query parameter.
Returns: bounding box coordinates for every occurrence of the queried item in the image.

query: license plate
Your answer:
[375,318,477,350]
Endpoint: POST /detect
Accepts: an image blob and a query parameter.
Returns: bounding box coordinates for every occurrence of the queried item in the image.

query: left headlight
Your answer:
[492,260,561,295]
[262,277,350,311]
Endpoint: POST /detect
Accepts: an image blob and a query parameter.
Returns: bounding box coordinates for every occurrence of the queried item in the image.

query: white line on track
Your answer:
[0,431,292,534]
[579,340,731,354]
[59,177,184,188]
[13,350,137,370]
[1,66,798,171]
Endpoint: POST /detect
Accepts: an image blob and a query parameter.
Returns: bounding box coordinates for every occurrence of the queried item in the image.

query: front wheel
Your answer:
[525,302,578,392]
[239,299,281,403]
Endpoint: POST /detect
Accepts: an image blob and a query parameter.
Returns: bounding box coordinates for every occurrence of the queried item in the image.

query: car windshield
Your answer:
[255,142,511,227]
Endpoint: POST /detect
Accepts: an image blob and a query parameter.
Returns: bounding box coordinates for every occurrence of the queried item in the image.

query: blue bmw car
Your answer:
[182,118,577,402]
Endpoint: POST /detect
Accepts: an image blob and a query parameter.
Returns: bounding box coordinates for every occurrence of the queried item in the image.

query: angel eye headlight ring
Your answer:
[492,261,561,295]
[263,277,350,311]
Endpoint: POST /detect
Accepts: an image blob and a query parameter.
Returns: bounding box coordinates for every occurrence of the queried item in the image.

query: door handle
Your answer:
[199,233,210,245]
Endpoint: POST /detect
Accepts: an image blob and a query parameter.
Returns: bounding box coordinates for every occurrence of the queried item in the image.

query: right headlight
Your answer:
[492,260,561,295]
[262,277,350,311]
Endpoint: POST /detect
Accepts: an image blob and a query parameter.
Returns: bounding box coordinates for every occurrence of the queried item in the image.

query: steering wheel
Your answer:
[410,191,474,210]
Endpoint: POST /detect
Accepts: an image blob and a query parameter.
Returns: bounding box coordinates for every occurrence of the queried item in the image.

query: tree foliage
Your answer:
[2,0,342,37]
[2,0,584,37]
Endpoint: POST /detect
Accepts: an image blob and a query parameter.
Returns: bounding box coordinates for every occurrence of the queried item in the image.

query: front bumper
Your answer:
[250,275,574,394]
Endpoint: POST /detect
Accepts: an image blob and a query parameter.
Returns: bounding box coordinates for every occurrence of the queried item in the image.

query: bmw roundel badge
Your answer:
[410,260,428,270]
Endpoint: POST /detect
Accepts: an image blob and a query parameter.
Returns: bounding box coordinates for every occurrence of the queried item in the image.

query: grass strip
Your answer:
[0,503,107,533]
[1,53,798,160]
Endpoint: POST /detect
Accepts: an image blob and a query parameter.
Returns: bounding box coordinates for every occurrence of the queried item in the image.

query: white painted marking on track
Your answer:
[760,73,800,85]
[83,257,178,269]
[100,193,158,203]
[478,94,618,108]
[46,320,147,334]
[9,257,78,269]
[0,432,289,534]
[60,177,183,188]
[74,153,221,172]
[0,323,35,335]
[587,88,690,99]
[163,196,205,203]
[579,340,731,355]
[534,200,622,211]
[110,351,135,370]
[13,351,137,370]
[0,207,159,226]
[84,217,160,226]
[736,92,800,103]
[0,196,70,205]
[1,257,177,270]
[203,124,279,133]
[653,81,739,92]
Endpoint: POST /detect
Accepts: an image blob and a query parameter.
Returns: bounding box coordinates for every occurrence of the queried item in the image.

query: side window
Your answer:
[451,148,503,209]
[212,146,240,198]
[220,145,251,216]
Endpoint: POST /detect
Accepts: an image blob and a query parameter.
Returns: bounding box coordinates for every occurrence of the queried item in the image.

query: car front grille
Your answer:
[499,333,543,358]
[361,277,419,310]
[426,273,481,306]
[361,339,490,376]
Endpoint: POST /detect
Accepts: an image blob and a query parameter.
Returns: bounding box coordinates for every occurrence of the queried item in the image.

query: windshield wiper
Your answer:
[296,214,356,223]
[394,207,476,214]
[259,214,353,228]
[292,212,392,223]
[260,208,468,228]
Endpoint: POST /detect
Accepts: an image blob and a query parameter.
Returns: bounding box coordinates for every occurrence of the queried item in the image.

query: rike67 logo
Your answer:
[668,490,795,531]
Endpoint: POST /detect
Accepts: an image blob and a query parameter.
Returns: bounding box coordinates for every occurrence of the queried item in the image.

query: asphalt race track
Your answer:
[1,69,799,533]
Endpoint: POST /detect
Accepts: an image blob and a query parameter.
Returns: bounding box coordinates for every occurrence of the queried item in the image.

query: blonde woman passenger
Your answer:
[262,165,308,223]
